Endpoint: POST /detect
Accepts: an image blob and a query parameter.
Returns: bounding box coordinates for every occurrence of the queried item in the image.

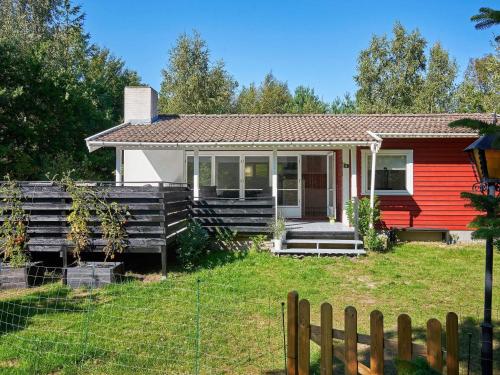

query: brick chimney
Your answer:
[124,86,158,124]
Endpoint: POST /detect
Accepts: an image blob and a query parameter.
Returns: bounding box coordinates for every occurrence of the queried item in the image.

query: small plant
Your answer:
[177,221,209,269]
[267,217,286,240]
[97,201,130,261]
[396,357,440,374]
[213,227,239,252]
[0,176,29,267]
[328,215,336,224]
[346,197,380,237]
[364,228,389,252]
[249,235,268,253]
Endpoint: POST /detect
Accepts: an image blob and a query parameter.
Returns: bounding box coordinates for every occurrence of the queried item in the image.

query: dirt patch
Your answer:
[0,358,20,368]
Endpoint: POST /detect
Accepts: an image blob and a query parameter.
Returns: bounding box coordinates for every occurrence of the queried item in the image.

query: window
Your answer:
[362,150,413,195]
[215,156,240,198]
[278,156,299,206]
[187,156,212,187]
[245,156,270,198]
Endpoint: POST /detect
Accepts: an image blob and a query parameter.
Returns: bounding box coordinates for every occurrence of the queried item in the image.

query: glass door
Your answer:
[301,155,327,218]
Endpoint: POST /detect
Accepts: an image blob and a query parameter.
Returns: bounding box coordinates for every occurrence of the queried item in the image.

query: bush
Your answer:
[249,235,268,253]
[267,217,286,239]
[177,221,209,269]
[346,197,380,238]
[364,228,389,252]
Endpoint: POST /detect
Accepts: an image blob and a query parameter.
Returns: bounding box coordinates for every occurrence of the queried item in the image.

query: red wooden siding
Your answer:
[357,138,478,231]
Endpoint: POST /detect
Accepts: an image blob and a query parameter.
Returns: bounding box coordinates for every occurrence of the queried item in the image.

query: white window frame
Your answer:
[361,149,414,196]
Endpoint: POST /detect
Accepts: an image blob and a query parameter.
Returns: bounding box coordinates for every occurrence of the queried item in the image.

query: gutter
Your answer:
[370,132,477,138]
[86,140,375,152]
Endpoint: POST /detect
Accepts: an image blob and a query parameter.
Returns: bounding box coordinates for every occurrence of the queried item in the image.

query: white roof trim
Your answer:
[371,132,476,138]
[86,140,375,152]
[85,122,128,151]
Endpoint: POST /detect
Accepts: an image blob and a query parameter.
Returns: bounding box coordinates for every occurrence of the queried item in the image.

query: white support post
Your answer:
[369,142,380,227]
[193,148,200,201]
[115,148,123,185]
[341,148,350,225]
[272,149,278,220]
[350,147,357,198]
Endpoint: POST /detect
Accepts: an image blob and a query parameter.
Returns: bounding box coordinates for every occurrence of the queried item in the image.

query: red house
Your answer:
[86,87,495,249]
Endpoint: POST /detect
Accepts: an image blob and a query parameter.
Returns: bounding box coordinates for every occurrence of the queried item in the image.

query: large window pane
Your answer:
[216,156,240,198]
[278,156,298,206]
[187,156,212,187]
[278,157,298,189]
[245,156,270,198]
[368,154,406,190]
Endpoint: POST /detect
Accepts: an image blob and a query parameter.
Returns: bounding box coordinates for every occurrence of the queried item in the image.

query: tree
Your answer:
[471,7,500,42]
[159,31,237,114]
[0,0,141,179]
[415,43,457,113]
[454,47,500,113]
[288,86,328,114]
[236,73,292,114]
[355,22,427,113]
[330,93,357,114]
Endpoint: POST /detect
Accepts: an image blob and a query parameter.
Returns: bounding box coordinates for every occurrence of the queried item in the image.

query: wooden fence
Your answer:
[0,182,190,276]
[287,291,460,375]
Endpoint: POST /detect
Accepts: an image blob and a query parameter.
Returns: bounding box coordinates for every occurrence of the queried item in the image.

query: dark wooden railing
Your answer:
[191,196,275,234]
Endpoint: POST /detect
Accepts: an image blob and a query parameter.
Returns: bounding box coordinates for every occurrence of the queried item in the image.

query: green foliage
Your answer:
[461,191,500,248]
[176,221,209,269]
[355,22,427,113]
[396,357,440,374]
[346,197,380,238]
[0,175,29,267]
[57,172,130,262]
[0,0,141,179]
[454,49,500,113]
[415,43,457,113]
[213,227,239,252]
[364,228,389,252]
[288,86,328,114]
[330,93,357,114]
[159,31,237,114]
[267,217,286,240]
[236,73,292,114]
[471,7,500,42]
[249,235,268,253]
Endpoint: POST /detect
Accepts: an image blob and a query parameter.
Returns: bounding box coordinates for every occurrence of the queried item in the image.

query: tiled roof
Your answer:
[88,113,494,145]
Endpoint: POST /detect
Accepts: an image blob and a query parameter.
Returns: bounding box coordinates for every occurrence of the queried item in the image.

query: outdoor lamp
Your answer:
[465,133,500,185]
[464,131,499,375]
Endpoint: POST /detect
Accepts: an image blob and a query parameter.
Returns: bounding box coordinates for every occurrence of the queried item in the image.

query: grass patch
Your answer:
[0,243,498,374]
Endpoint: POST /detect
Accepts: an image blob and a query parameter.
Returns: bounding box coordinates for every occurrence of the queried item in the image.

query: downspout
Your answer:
[367,131,383,228]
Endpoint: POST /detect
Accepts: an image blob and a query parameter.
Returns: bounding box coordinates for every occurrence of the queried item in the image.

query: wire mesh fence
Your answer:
[0,264,286,374]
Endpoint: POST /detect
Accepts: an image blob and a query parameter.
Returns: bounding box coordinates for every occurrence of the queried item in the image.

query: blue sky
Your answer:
[80,0,497,102]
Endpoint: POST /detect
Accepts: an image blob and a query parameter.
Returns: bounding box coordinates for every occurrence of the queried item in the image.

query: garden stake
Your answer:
[281,301,287,372]
[195,279,201,375]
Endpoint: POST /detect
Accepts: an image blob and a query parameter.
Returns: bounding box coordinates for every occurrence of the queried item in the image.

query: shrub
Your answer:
[177,221,209,268]
[267,217,286,239]
[213,227,239,252]
[249,235,268,253]
[346,197,380,238]
[364,228,389,252]
[0,176,29,267]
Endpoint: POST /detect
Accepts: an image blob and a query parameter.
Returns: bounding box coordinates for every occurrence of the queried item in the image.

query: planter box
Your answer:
[65,262,124,289]
[0,262,43,290]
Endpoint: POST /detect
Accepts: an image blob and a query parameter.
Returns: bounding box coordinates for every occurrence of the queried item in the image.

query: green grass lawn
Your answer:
[0,243,498,374]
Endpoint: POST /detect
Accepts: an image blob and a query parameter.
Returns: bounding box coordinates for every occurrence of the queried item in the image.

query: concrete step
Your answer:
[286,231,355,240]
[285,239,363,245]
[274,248,366,255]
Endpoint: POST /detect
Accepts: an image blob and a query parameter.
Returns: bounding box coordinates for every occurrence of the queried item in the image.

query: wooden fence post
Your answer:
[426,318,443,373]
[320,302,333,375]
[344,306,358,375]
[298,299,310,375]
[446,312,459,375]
[397,314,412,361]
[287,291,299,375]
[370,310,384,375]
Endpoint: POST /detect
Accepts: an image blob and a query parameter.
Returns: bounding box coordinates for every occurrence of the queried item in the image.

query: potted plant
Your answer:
[57,173,129,288]
[268,217,286,252]
[0,176,42,289]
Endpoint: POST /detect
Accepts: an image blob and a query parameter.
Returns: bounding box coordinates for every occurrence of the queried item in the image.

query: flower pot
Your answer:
[273,238,282,252]
[65,262,124,289]
[0,261,43,289]
[329,218,336,224]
